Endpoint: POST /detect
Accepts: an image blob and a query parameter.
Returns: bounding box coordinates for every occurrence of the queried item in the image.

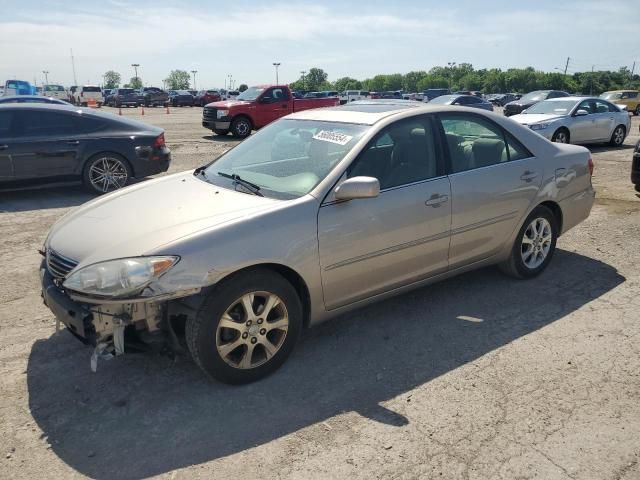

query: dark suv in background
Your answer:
[137,87,169,107]
[503,90,569,116]
[109,88,139,107]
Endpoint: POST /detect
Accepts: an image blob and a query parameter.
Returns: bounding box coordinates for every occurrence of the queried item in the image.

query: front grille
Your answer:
[203,107,217,121]
[47,249,79,279]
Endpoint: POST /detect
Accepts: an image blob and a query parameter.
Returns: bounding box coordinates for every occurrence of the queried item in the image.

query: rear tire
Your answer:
[186,269,303,384]
[551,128,570,144]
[82,153,132,194]
[499,205,558,279]
[230,117,252,139]
[609,125,625,147]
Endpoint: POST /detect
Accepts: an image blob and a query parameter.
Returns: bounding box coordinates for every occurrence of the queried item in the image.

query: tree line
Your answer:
[103,64,639,95]
[102,69,249,91]
[289,64,640,94]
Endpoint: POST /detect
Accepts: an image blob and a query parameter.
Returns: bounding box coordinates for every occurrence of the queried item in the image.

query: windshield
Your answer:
[524,100,577,115]
[178,90,191,94]
[200,119,369,199]
[600,92,622,100]
[520,91,548,102]
[119,88,134,94]
[237,87,265,101]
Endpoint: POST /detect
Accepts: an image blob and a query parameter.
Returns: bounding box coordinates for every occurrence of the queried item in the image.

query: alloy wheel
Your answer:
[554,131,568,143]
[613,127,625,146]
[89,157,128,192]
[520,217,552,269]
[216,291,289,369]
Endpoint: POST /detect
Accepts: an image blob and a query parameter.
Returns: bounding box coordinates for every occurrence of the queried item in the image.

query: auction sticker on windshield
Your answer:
[313,130,353,145]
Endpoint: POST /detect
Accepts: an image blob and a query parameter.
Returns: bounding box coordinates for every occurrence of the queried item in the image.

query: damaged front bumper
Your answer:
[40,262,200,370]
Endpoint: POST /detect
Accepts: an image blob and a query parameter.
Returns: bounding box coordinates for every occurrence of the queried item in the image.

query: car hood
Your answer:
[505,100,534,108]
[47,171,280,267]
[510,113,565,125]
[206,100,252,108]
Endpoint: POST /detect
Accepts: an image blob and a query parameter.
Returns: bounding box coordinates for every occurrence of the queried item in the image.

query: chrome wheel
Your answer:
[216,291,289,369]
[521,217,552,269]
[612,126,625,146]
[233,119,251,137]
[88,157,128,192]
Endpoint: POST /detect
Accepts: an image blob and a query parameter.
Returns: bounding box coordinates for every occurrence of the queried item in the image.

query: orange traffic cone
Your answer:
[87,98,97,108]
[141,105,145,116]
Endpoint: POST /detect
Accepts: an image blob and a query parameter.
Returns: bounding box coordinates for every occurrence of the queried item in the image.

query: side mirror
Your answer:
[575,109,589,116]
[334,176,380,201]
[259,97,272,104]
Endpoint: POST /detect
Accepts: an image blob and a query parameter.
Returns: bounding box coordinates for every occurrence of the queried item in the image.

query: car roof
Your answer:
[544,96,597,102]
[0,95,59,101]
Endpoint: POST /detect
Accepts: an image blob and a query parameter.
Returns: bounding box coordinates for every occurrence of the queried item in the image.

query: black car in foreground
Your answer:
[632,136,640,193]
[503,90,569,116]
[168,90,194,107]
[0,104,170,193]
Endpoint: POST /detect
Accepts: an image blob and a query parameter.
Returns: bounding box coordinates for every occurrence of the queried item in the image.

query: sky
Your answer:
[0,0,638,89]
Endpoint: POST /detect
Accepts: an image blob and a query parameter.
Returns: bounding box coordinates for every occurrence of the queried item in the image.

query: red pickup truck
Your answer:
[202,85,339,138]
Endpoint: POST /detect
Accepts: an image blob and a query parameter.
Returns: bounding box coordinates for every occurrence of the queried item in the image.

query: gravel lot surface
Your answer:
[1,106,639,480]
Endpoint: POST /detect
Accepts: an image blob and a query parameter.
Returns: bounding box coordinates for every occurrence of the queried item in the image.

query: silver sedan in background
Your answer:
[510,96,631,146]
[40,103,595,384]
[426,94,494,111]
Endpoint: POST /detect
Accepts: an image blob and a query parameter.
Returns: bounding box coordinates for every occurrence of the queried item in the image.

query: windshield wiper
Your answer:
[194,165,208,178]
[217,171,264,197]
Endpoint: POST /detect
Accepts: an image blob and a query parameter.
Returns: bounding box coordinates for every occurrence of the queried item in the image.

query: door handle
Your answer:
[65,140,80,145]
[0,145,8,150]
[425,194,449,207]
[520,171,538,182]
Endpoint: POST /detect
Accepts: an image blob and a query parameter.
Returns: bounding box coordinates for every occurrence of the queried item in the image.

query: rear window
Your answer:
[178,90,191,95]
[206,90,219,94]
[82,86,101,92]
[44,85,65,92]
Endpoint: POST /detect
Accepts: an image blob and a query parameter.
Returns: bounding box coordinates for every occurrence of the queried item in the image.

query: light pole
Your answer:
[191,70,197,90]
[273,62,281,84]
[42,70,49,86]
[131,63,140,85]
[228,74,233,90]
[300,70,306,91]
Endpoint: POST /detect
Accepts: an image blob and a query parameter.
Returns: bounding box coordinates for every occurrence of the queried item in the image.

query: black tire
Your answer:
[551,128,570,144]
[186,269,303,384]
[213,129,229,136]
[230,116,252,139]
[609,125,626,147]
[499,205,558,279]
[82,153,132,194]
[144,99,150,107]
[635,184,640,193]
[635,105,640,116]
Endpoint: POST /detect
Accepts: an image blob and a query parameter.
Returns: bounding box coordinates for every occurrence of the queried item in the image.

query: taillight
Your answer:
[154,133,166,148]
[588,156,594,176]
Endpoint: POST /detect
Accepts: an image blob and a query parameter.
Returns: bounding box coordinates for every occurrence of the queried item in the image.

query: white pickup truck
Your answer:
[43,85,68,101]
[339,90,369,105]
[72,85,104,107]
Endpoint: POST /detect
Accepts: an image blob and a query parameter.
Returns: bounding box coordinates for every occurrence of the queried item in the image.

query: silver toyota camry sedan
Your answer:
[510,96,631,146]
[41,103,595,383]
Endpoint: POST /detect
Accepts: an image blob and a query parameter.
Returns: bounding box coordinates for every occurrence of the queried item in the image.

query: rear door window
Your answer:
[15,111,76,137]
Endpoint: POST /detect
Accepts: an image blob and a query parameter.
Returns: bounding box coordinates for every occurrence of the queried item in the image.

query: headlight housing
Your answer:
[530,123,550,131]
[63,256,179,297]
[217,109,229,118]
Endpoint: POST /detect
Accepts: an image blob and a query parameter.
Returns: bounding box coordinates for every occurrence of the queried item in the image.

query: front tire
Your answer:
[186,269,303,384]
[609,125,625,147]
[551,128,570,144]
[230,117,252,139]
[499,205,558,279]
[82,153,132,194]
